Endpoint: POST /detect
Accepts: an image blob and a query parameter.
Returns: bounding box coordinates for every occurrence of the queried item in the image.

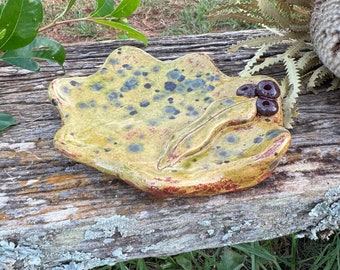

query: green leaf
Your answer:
[110,0,140,18]
[0,0,43,51]
[55,0,77,20]
[0,113,16,132]
[0,28,5,40]
[91,0,115,17]
[219,248,245,270]
[93,19,148,45]
[174,254,192,270]
[1,36,66,71]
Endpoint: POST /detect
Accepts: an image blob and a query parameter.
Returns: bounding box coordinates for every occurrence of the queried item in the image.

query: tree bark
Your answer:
[0,31,339,269]
[310,0,340,77]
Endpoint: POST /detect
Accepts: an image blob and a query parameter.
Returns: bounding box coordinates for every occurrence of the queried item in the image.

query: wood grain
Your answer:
[0,30,339,269]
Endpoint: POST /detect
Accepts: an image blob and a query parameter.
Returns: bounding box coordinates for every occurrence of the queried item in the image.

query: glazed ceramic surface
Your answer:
[49,46,291,196]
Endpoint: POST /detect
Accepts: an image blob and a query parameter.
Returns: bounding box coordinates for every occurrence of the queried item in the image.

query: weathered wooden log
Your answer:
[0,30,339,269]
[310,0,340,77]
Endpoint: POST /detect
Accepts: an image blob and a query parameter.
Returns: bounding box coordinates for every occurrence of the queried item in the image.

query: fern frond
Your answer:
[228,34,290,52]
[307,65,334,91]
[257,0,292,28]
[209,11,264,25]
[210,1,260,14]
[287,0,313,8]
[286,23,310,32]
[274,0,293,16]
[281,77,296,128]
[283,39,306,58]
[240,44,271,76]
[297,51,321,74]
[283,56,301,94]
[282,56,301,128]
[209,0,333,127]
[327,77,340,91]
[283,31,311,42]
[244,54,284,75]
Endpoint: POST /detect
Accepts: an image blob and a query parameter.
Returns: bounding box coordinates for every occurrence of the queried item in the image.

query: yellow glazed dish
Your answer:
[49,46,291,196]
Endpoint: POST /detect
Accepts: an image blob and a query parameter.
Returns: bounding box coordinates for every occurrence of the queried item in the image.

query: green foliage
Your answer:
[1,36,65,71]
[94,231,339,270]
[0,0,43,51]
[91,0,115,17]
[0,0,146,132]
[0,0,146,71]
[209,0,340,128]
[0,113,16,132]
[167,0,218,35]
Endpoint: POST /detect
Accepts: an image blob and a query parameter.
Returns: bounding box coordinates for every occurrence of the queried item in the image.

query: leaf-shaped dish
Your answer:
[49,46,291,196]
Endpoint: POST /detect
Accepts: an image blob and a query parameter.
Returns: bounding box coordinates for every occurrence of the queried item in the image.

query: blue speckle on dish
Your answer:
[225,134,239,144]
[129,110,138,116]
[126,105,135,111]
[253,137,263,144]
[70,80,81,87]
[186,106,199,116]
[140,101,150,107]
[89,100,96,108]
[185,78,205,90]
[168,97,174,104]
[121,77,138,92]
[206,74,216,81]
[144,83,152,89]
[91,82,103,91]
[125,124,133,130]
[128,143,143,153]
[164,105,180,115]
[109,58,119,65]
[204,97,214,103]
[134,70,141,76]
[153,94,165,101]
[167,69,182,80]
[177,75,185,82]
[142,71,148,76]
[266,129,284,140]
[107,91,119,101]
[122,64,133,70]
[206,74,220,81]
[149,120,158,126]
[220,98,235,106]
[78,102,88,109]
[99,68,108,74]
[164,81,177,91]
[116,69,125,75]
[217,149,230,158]
[175,85,186,93]
[152,66,160,72]
[114,102,122,108]
[207,85,215,91]
[62,86,71,94]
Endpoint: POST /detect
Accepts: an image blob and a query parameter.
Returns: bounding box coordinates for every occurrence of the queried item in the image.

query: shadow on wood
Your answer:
[0,30,339,269]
